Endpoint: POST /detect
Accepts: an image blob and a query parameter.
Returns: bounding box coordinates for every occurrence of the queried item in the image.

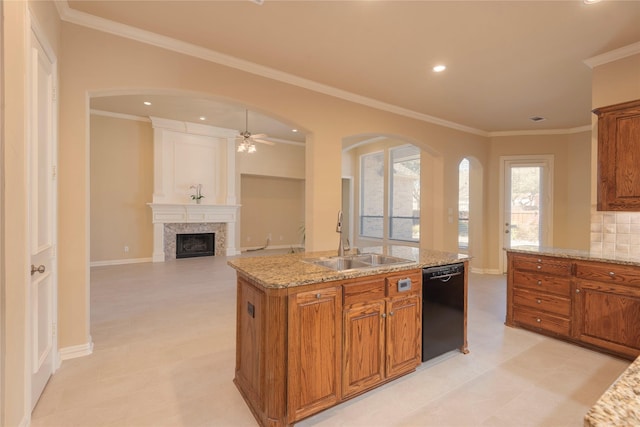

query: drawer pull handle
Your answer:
[537,265,542,270]
[609,272,615,277]
[536,318,542,323]
[537,280,542,286]
[576,289,580,294]
[316,293,321,299]
[536,299,542,304]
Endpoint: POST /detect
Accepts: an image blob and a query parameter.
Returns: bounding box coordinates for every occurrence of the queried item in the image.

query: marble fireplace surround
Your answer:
[149,203,239,262]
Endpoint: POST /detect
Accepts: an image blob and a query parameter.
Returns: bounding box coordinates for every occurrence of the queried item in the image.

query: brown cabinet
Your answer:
[506,251,640,360]
[507,253,572,338]
[574,262,640,359]
[235,267,424,427]
[342,272,422,398]
[594,99,640,211]
[288,286,342,422]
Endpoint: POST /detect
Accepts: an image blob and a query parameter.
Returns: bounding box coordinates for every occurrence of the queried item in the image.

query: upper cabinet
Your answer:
[594,99,640,211]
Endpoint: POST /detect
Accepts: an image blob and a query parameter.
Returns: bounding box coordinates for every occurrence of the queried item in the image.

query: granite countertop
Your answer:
[506,245,640,268]
[585,356,640,426]
[227,246,468,289]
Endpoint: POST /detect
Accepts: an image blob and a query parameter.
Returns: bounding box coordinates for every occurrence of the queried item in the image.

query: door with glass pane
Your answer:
[501,156,553,273]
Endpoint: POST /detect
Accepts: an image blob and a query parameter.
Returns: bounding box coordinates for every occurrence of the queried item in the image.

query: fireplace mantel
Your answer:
[148,203,240,261]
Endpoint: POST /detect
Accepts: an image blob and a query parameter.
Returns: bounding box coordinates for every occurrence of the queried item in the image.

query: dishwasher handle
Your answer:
[427,272,463,281]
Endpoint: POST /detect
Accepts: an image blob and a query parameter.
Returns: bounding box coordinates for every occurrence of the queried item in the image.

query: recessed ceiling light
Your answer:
[292,129,298,133]
[583,0,601,4]
[433,65,446,73]
[199,116,206,121]
[143,101,151,106]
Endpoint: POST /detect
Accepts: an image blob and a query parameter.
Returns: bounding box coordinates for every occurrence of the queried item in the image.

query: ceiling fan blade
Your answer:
[254,138,275,145]
[251,133,267,139]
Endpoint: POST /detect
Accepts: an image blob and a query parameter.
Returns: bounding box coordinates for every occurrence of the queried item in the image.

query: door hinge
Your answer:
[52,322,57,337]
[52,165,57,179]
[52,86,57,102]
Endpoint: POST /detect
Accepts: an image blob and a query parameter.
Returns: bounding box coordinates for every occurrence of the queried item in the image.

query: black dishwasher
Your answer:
[422,263,465,362]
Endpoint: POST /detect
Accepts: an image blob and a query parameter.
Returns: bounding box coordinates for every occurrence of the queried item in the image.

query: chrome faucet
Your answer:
[336,210,350,256]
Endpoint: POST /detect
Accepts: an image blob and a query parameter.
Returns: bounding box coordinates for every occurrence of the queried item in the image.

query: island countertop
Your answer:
[227,246,468,289]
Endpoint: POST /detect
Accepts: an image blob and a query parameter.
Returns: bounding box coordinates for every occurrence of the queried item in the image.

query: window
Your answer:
[360,151,384,238]
[458,158,469,250]
[359,145,420,242]
[390,146,420,241]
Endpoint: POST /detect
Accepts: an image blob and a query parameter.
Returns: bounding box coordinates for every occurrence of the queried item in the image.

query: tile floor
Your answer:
[31,252,630,426]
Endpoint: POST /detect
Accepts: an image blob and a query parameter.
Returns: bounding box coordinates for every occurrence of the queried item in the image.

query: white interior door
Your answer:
[28,21,57,410]
[500,156,553,273]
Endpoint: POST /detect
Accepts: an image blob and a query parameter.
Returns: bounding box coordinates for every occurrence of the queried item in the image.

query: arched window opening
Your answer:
[458,158,470,251]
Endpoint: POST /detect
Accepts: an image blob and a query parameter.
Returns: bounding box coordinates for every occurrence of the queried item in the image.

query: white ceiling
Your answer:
[70,0,640,138]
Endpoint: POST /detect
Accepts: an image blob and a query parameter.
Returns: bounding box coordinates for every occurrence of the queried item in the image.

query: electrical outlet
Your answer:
[124,245,129,253]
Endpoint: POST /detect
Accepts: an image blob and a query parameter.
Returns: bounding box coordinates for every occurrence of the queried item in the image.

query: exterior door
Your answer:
[501,156,553,273]
[28,22,57,410]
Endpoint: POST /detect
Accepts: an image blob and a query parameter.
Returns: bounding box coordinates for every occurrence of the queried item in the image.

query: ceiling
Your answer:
[69,0,640,138]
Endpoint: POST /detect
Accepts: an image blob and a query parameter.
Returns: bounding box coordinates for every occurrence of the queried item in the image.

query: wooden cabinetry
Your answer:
[235,267,424,427]
[342,272,422,398]
[288,286,342,422]
[594,99,640,211]
[574,262,640,359]
[507,254,572,338]
[506,251,640,360]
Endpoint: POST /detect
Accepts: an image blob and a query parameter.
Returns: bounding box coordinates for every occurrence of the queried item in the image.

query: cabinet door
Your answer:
[594,99,640,211]
[288,286,342,422]
[386,294,422,378]
[343,300,385,398]
[575,280,640,359]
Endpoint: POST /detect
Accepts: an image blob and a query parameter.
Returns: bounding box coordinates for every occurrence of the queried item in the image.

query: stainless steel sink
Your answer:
[305,253,415,272]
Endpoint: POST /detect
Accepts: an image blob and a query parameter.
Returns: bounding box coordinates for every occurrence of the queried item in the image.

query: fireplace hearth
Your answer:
[176,233,215,259]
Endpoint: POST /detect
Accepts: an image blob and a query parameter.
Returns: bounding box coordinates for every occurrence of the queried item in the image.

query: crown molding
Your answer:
[488,124,592,138]
[584,41,640,69]
[90,109,150,122]
[55,1,488,137]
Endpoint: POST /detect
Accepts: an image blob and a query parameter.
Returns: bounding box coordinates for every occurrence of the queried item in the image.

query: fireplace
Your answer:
[176,233,215,259]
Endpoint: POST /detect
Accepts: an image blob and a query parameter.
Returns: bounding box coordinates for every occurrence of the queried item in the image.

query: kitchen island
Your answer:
[228,247,468,427]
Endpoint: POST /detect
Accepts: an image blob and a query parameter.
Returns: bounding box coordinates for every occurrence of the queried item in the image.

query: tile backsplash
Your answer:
[590,209,640,260]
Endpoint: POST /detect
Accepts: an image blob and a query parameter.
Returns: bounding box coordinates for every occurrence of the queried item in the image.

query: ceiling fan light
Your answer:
[248,144,257,153]
[237,143,247,153]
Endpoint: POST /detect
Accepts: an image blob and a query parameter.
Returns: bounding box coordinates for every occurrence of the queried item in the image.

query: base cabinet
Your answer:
[507,252,640,360]
[235,268,423,427]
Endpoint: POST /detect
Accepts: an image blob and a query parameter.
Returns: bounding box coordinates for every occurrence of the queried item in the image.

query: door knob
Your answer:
[31,264,46,275]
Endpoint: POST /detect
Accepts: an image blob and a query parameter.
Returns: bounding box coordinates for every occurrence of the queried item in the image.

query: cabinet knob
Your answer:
[537,259,542,263]
[389,311,394,316]
[576,289,581,293]
[536,318,542,323]
[537,280,542,286]
[536,299,542,304]
[537,265,542,270]
[609,272,615,277]
[381,313,387,318]
[315,293,321,299]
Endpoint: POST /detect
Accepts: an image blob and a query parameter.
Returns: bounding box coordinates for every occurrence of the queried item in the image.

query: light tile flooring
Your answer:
[31,253,630,427]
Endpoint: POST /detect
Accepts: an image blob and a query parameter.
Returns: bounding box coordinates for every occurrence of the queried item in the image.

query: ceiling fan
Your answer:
[236,110,274,153]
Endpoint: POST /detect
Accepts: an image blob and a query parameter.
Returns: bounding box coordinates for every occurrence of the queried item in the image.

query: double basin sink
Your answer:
[305,253,415,272]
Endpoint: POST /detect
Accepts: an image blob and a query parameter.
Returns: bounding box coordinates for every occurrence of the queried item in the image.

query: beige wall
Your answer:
[90,114,154,263]
[240,175,305,250]
[486,132,592,270]
[2,1,61,425]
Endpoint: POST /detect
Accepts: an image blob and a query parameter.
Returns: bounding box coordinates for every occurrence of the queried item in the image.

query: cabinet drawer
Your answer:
[343,279,385,306]
[575,262,640,286]
[512,255,572,277]
[385,271,422,298]
[513,307,570,337]
[512,271,571,297]
[513,288,570,317]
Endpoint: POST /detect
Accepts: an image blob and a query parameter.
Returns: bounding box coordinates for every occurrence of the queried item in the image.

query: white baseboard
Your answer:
[241,244,303,252]
[59,339,94,361]
[90,257,152,267]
